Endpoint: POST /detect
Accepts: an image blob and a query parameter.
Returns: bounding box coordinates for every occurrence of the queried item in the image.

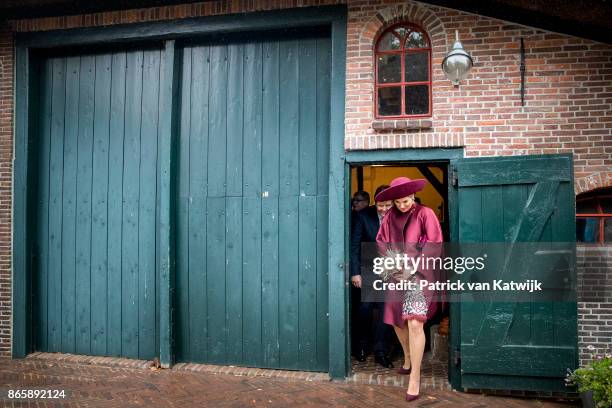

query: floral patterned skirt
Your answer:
[383,276,429,326]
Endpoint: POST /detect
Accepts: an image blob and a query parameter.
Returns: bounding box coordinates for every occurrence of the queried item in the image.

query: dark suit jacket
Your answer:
[350,206,380,277]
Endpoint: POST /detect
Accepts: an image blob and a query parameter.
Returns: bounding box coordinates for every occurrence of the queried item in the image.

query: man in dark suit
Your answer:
[350,185,393,367]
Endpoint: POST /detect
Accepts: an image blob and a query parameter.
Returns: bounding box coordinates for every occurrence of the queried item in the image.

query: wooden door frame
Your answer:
[13,5,347,377]
[343,148,463,382]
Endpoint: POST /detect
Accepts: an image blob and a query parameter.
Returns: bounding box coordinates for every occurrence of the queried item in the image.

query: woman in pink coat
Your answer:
[375,177,443,402]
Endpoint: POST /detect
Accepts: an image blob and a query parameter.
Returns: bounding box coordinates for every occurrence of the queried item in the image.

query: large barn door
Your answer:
[32,46,162,359]
[454,154,577,391]
[175,29,331,371]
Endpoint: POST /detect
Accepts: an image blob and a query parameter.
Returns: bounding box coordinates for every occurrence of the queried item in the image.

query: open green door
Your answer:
[453,154,577,392]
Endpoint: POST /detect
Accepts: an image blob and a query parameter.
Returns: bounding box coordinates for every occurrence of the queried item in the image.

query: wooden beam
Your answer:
[12,45,31,358]
[416,164,444,197]
[327,13,348,379]
[17,6,347,48]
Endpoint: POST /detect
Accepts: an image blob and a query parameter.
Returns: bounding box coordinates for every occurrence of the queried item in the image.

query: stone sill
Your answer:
[372,119,433,131]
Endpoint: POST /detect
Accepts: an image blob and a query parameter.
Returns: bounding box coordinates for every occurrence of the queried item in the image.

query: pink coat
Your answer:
[376,203,444,324]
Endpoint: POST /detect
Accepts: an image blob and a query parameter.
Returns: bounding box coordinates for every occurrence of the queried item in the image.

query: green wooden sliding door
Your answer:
[31,47,162,360]
[175,30,331,371]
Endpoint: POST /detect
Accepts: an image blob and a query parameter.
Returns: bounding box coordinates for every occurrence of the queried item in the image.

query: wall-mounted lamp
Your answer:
[442,30,473,86]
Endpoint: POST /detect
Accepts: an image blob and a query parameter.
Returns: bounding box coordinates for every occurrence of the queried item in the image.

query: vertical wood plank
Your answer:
[107,51,126,357]
[278,37,300,370]
[158,40,177,366]
[47,57,66,352]
[138,49,161,359]
[298,38,317,196]
[75,54,95,355]
[459,187,484,344]
[316,37,330,197]
[225,42,245,364]
[261,40,280,367]
[90,53,112,356]
[225,196,243,363]
[208,44,227,198]
[550,180,576,347]
[242,197,262,366]
[35,57,53,352]
[206,43,229,363]
[206,198,227,363]
[226,43,244,197]
[315,36,331,371]
[298,196,317,369]
[61,56,79,354]
[121,49,144,358]
[278,198,299,368]
[242,41,263,366]
[315,195,329,370]
[279,39,299,198]
[188,45,209,362]
[175,46,192,362]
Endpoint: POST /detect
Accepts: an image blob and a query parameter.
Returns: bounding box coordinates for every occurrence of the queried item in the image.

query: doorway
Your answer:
[348,161,450,386]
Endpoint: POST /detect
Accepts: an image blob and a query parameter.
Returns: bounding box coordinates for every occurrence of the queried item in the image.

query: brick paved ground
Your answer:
[350,350,449,389]
[0,355,578,407]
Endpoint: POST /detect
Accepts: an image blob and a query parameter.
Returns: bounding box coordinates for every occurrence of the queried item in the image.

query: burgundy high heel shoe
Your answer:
[397,366,411,375]
[405,393,419,402]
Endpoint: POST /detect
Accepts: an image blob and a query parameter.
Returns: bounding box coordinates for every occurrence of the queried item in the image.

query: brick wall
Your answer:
[0,27,14,358]
[0,0,610,363]
[577,245,612,366]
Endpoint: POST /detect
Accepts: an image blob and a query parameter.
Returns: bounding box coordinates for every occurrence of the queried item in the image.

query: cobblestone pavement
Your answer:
[0,355,578,407]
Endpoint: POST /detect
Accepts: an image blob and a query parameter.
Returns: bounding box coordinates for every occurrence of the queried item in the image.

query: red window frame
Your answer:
[576,192,612,243]
[374,23,432,119]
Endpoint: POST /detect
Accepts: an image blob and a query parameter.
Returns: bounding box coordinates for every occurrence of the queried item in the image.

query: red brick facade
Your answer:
[345,1,611,195]
[0,0,610,361]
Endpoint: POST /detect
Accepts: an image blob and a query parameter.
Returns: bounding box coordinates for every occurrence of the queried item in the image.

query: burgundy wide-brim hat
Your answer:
[374,177,427,202]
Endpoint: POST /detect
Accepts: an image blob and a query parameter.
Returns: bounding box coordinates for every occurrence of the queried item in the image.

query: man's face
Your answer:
[352,197,369,212]
[394,194,415,213]
[375,200,392,217]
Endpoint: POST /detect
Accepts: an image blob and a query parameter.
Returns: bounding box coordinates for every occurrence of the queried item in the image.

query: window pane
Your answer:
[576,217,601,242]
[377,54,401,83]
[405,85,429,115]
[577,198,599,214]
[405,30,428,48]
[378,87,401,116]
[378,32,401,51]
[405,52,429,82]
[394,27,409,41]
[605,218,612,242]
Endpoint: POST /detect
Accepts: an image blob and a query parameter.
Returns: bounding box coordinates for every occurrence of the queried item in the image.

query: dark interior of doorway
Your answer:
[349,163,450,385]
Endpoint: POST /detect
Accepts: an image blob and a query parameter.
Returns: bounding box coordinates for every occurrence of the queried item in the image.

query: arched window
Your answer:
[375,23,432,118]
[576,188,612,243]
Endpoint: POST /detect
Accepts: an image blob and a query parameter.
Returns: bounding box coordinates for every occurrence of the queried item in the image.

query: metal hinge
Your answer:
[454,348,461,367]
[450,166,458,186]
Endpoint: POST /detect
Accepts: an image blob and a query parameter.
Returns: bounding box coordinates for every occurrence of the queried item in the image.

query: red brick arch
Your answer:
[358,2,448,66]
[575,173,612,195]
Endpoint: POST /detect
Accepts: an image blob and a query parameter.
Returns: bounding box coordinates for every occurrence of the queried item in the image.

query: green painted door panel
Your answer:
[175,30,330,371]
[455,154,577,391]
[32,47,162,360]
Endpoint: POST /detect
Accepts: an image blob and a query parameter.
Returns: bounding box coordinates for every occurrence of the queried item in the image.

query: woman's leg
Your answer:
[406,319,426,395]
[393,324,411,369]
